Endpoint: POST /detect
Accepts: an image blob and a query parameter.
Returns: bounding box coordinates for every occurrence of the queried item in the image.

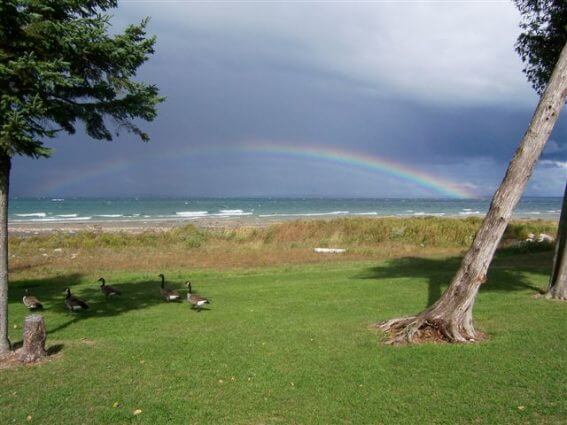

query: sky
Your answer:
[12,1,567,199]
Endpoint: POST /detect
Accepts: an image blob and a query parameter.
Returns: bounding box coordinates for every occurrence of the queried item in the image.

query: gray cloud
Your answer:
[12,2,566,198]
[120,1,534,105]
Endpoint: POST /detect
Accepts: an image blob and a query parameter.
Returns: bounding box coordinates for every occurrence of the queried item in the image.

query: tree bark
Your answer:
[546,182,567,300]
[0,151,10,355]
[378,41,567,344]
[18,315,47,363]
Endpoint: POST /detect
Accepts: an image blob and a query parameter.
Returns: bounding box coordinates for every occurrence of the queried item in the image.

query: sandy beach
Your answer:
[9,213,559,237]
[8,216,289,235]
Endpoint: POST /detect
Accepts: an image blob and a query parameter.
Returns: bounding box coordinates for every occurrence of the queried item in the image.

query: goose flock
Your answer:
[22,274,210,313]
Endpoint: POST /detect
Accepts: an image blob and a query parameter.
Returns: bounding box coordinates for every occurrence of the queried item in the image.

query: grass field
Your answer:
[1,244,565,424]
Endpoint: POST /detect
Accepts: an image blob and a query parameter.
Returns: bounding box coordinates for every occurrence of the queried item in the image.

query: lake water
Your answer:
[9,197,562,223]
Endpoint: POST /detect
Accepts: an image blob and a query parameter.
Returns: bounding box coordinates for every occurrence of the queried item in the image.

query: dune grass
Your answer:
[1,248,565,424]
[11,217,558,250]
[8,217,557,272]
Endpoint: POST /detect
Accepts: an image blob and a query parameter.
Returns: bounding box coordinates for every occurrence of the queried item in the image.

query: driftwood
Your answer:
[18,315,47,363]
[314,248,346,254]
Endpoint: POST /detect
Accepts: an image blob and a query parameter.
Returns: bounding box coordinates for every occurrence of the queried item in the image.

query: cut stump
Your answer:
[18,314,47,363]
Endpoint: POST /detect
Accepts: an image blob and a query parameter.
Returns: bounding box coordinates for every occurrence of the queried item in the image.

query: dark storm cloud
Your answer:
[12,2,566,198]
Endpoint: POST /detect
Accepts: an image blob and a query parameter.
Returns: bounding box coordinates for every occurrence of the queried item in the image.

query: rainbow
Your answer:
[242,143,475,199]
[38,142,476,198]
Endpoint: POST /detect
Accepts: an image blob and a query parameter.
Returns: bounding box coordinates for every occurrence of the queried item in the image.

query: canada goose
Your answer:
[98,277,121,298]
[186,282,210,311]
[159,274,180,301]
[64,288,89,311]
[22,289,43,310]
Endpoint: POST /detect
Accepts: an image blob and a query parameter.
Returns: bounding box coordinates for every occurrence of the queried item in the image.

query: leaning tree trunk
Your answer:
[378,41,567,344]
[0,151,10,355]
[546,182,567,300]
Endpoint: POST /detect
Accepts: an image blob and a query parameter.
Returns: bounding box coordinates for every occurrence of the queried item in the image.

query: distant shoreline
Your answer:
[8,213,558,236]
[10,197,561,234]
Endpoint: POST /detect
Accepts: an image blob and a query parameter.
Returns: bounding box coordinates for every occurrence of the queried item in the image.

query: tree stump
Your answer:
[18,315,47,363]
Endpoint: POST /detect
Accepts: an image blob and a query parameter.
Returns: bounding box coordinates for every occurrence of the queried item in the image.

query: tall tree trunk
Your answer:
[0,151,10,355]
[378,42,567,344]
[546,182,567,300]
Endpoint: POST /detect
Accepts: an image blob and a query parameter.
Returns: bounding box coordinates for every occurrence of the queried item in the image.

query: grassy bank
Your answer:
[1,249,565,424]
[8,217,557,273]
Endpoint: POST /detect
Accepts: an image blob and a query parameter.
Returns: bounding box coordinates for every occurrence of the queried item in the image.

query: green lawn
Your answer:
[1,251,565,424]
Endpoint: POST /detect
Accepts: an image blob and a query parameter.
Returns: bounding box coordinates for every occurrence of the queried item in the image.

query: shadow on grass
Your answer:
[47,344,64,355]
[190,306,211,312]
[357,247,553,307]
[9,273,85,318]
[9,274,191,336]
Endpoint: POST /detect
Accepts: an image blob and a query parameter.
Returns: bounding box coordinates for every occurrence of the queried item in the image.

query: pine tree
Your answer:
[0,0,164,354]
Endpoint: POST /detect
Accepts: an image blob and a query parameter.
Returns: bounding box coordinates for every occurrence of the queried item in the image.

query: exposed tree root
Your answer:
[533,290,567,301]
[0,346,62,370]
[375,315,486,345]
[543,291,567,301]
[0,351,23,370]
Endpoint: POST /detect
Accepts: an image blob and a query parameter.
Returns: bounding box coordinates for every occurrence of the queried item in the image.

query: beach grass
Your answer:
[9,217,557,273]
[11,216,558,249]
[1,245,565,424]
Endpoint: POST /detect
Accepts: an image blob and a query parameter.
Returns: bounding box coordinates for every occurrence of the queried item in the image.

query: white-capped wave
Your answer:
[259,211,350,218]
[397,212,446,217]
[352,212,378,216]
[96,214,124,218]
[57,214,78,218]
[215,209,253,217]
[51,198,64,202]
[16,213,46,217]
[459,211,481,215]
[19,216,93,222]
[176,211,209,217]
[525,211,541,215]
